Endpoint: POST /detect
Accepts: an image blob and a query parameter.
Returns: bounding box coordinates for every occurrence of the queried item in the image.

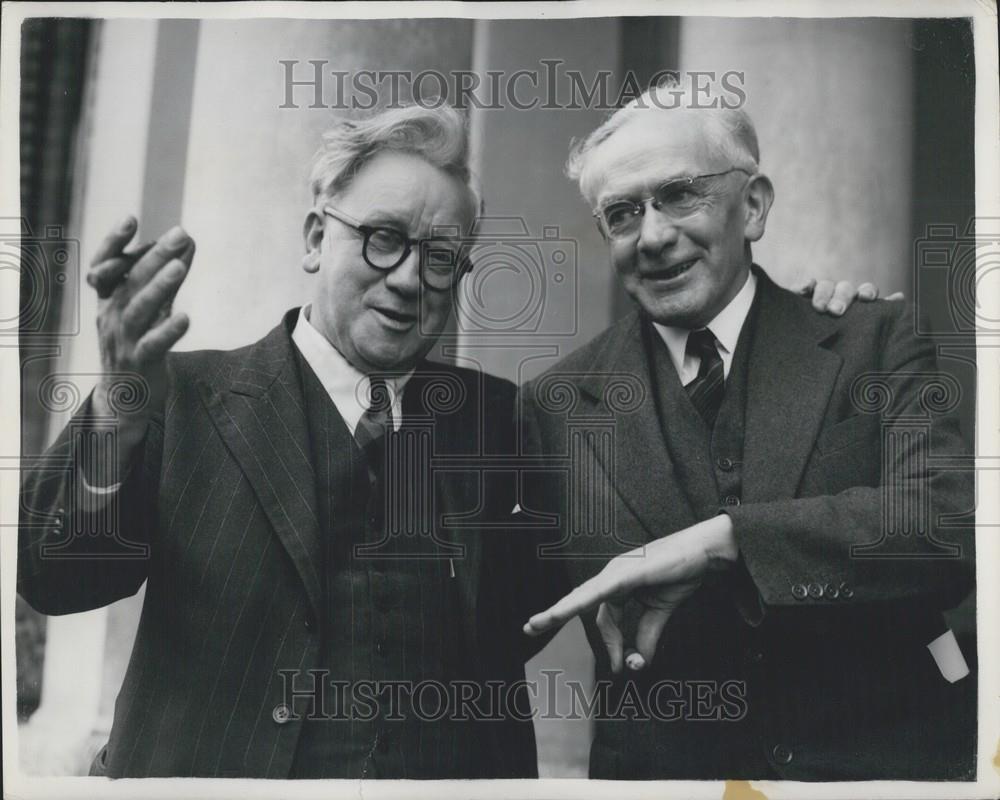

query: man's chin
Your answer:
[636,294,707,329]
[357,340,426,373]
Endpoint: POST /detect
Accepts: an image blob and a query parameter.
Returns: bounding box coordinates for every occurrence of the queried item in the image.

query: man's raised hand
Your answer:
[88,216,194,463]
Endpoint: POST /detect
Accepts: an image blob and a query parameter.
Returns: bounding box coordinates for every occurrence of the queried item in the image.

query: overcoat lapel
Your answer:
[199,313,323,621]
[576,315,697,544]
[742,271,844,502]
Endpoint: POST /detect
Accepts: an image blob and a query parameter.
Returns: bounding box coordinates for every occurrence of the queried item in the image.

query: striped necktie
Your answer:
[684,328,725,427]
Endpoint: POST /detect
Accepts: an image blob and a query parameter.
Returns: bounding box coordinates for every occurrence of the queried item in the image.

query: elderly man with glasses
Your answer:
[19,100,877,780]
[521,80,975,781]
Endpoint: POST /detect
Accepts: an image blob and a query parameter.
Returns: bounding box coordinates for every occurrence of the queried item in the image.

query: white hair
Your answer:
[566,76,760,204]
[310,102,481,216]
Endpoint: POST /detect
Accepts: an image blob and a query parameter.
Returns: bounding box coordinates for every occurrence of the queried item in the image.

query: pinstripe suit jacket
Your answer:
[18,310,536,778]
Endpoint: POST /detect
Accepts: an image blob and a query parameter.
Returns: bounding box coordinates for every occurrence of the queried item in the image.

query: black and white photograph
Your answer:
[2,1,998,797]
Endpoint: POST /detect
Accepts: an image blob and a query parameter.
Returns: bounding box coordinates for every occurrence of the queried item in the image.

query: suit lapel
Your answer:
[577,315,697,545]
[199,311,323,621]
[743,271,844,502]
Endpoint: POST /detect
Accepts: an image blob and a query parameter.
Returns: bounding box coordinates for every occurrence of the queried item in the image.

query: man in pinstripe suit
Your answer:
[19,100,873,780]
[18,104,546,779]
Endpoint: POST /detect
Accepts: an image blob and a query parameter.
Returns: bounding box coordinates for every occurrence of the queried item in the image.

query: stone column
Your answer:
[677,17,915,291]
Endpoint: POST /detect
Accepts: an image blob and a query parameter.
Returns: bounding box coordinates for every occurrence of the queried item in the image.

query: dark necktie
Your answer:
[684,328,725,427]
[354,376,394,477]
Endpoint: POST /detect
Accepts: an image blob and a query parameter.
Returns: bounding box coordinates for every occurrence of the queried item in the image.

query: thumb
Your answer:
[635,606,673,667]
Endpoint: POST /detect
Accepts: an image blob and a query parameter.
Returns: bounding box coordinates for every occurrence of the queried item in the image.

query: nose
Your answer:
[383,246,421,296]
[636,202,680,257]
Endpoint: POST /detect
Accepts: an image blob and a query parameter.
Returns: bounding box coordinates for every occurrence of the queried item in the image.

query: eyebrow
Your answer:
[360,212,467,243]
[597,173,690,206]
[598,173,718,208]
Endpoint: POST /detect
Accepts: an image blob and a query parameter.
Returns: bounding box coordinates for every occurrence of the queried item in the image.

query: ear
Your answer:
[302,208,324,274]
[743,173,774,243]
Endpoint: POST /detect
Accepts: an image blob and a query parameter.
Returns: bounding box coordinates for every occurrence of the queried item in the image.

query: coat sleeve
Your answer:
[17,393,164,615]
[727,302,975,611]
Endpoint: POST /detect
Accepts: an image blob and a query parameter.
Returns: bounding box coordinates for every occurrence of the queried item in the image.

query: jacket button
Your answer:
[723,495,741,506]
[840,583,854,599]
[824,583,839,599]
[772,744,793,764]
[717,457,734,471]
[272,704,292,724]
[791,583,808,600]
[807,582,824,599]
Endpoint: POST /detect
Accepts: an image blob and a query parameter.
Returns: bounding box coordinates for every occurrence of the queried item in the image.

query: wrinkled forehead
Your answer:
[335,151,477,236]
[582,112,725,206]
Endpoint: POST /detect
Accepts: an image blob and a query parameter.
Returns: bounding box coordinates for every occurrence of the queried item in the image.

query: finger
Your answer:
[178,239,196,269]
[885,291,904,301]
[133,312,189,366]
[596,602,625,674]
[87,242,156,297]
[90,215,138,267]
[827,280,855,315]
[129,225,193,288]
[524,572,625,635]
[121,258,189,339]
[810,279,835,312]
[794,277,817,297]
[857,282,879,301]
[635,607,673,667]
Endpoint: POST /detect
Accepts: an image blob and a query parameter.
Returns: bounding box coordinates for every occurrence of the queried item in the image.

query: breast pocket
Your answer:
[815,413,879,456]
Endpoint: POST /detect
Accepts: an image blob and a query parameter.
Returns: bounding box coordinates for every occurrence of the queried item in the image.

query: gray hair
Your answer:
[566,76,760,204]
[309,102,481,217]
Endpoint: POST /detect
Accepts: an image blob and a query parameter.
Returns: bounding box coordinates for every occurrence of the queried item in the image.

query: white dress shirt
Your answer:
[652,270,758,384]
[84,306,412,496]
[291,305,411,435]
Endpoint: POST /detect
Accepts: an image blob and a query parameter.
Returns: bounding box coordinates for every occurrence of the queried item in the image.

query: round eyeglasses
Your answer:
[323,205,472,291]
[594,168,753,240]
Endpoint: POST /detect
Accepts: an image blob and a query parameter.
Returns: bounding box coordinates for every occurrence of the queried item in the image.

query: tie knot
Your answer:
[686,328,718,359]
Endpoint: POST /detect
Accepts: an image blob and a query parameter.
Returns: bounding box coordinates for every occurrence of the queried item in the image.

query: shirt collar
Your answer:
[652,269,757,373]
[290,306,413,433]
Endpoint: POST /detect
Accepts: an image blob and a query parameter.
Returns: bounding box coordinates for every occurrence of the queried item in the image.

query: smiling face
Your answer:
[303,150,476,373]
[583,112,771,329]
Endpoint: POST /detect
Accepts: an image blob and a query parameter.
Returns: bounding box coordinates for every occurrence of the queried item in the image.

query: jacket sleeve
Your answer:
[17,393,164,615]
[727,302,975,611]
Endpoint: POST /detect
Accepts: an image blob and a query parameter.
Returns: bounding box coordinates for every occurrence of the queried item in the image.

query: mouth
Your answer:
[371,306,417,332]
[641,258,698,283]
